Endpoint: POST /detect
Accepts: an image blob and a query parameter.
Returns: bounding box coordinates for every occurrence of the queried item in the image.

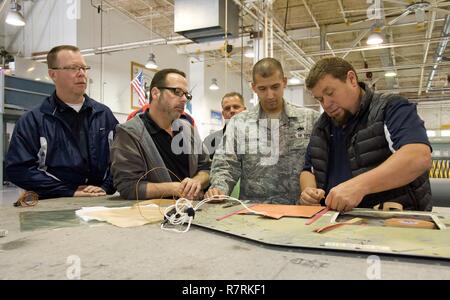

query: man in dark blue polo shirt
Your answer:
[300,57,432,211]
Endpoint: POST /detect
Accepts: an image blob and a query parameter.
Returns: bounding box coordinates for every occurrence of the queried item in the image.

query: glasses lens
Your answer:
[174,88,184,97]
[70,66,89,72]
[175,88,192,101]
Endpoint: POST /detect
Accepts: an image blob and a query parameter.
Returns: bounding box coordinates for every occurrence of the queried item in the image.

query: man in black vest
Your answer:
[300,57,432,212]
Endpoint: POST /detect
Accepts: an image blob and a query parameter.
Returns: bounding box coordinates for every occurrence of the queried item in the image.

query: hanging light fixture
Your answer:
[145,53,158,69]
[366,32,383,45]
[144,6,158,69]
[5,0,26,27]
[209,78,219,90]
[367,23,384,46]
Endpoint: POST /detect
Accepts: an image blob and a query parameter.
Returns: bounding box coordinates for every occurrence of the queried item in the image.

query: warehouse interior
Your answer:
[1,0,450,202]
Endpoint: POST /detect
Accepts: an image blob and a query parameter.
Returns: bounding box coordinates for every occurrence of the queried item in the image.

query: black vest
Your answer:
[309,85,432,211]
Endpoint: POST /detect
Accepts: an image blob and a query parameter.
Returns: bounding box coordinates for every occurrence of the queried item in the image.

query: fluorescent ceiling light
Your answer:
[288,77,302,85]
[384,70,397,77]
[441,130,450,137]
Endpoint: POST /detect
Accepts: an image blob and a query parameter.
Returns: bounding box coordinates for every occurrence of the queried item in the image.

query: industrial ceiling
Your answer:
[6,0,450,102]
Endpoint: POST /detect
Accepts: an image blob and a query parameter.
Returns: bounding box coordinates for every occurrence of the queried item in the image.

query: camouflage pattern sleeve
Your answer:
[209,117,242,195]
[194,125,211,173]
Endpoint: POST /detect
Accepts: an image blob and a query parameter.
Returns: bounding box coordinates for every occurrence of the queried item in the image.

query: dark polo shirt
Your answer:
[140,112,190,182]
[303,98,431,194]
[54,96,92,174]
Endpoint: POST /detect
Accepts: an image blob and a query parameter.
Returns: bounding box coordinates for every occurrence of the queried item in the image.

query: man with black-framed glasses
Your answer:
[6,45,119,199]
[111,68,210,200]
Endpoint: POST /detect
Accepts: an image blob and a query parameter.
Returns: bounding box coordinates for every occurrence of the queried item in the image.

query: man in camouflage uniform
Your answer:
[205,58,319,204]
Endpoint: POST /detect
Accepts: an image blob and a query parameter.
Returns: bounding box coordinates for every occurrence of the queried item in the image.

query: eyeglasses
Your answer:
[50,65,91,73]
[157,87,192,101]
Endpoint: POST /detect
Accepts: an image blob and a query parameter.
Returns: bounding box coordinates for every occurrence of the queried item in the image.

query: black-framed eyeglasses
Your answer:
[158,87,192,101]
[50,65,91,73]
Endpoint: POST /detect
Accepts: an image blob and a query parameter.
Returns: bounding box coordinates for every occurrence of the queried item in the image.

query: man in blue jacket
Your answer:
[6,45,118,199]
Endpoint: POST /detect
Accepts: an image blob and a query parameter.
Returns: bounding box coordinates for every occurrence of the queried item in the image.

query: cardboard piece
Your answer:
[238,204,325,219]
[314,217,364,233]
[76,199,176,228]
[384,218,436,229]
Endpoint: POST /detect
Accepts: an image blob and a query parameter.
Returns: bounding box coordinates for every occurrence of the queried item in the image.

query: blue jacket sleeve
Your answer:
[5,112,77,198]
[100,169,115,195]
[99,113,118,195]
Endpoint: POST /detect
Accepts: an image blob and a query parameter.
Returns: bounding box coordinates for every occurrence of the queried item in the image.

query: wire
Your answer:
[13,191,39,207]
[283,0,289,32]
[161,195,262,233]
[131,168,260,234]
[133,166,184,223]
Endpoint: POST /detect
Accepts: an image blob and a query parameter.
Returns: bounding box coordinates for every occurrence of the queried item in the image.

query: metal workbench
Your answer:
[1,195,449,280]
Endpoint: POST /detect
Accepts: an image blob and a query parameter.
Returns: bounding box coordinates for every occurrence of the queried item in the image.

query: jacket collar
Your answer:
[41,91,105,115]
[357,82,374,117]
[247,99,301,120]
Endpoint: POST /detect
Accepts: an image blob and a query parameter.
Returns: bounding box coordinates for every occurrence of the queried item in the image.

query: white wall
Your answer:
[189,57,253,139]
[78,1,190,116]
[6,0,77,56]
[284,85,304,106]
[77,1,151,49]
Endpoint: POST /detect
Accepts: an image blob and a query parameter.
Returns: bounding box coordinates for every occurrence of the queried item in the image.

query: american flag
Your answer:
[131,70,147,107]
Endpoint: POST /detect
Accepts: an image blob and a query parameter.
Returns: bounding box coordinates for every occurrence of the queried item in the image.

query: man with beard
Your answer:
[300,57,432,212]
[6,45,118,199]
[111,69,210,200]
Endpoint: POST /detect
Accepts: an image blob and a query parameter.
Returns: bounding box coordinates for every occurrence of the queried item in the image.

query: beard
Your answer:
[156,96,183,121]
[330,108,353,127]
